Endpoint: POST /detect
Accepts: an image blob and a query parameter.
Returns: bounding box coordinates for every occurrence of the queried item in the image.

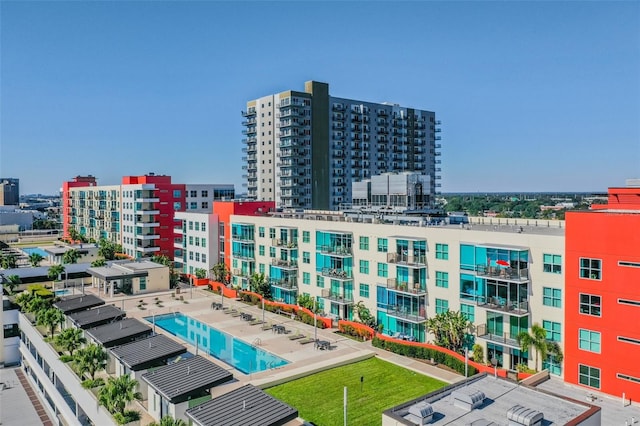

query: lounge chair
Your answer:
[249,319,264,326]
[224,308,236,315]
[261,323,273,331]
[299,337,317,345]
[288,331,305,340]
[231,310,242,317]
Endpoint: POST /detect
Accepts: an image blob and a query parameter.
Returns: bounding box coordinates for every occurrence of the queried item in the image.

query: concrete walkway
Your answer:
[1,367,55,426]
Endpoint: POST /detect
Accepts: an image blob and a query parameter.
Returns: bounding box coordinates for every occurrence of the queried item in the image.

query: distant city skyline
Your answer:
[1,1,638,195]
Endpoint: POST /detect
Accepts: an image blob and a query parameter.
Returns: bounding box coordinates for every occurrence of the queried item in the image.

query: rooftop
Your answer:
[186,384,298,426]
[84,317,152,348]
[67,304,125,329]
[53,294,105,314]
[141,355,233,404]
[109,334,186,371]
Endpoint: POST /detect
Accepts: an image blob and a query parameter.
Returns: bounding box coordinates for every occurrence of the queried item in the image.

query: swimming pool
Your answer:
[22,247,49,258]
[55,289,72,296]
[146,313,289,374]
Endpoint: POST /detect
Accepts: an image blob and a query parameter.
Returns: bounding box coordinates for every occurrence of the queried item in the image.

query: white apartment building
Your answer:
[184,184,234,213]
[242,81,441,211]
[66,185,121,243]
[174,211,219,276]
[229,211,565,374]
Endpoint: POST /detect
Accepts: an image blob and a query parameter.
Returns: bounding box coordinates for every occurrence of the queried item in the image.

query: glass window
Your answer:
[435,243,449,260]
[269,247,276,258]
[259,245,265,256]
[202,254,206,263]
[303,252,310,264]
[359,236,369,250]
[579,293,601,316]
[543,354,562,376]
[195,253,200,261]
[543,320,561,342]
[543,287,562,308]
[543,254,562,274]
[202,222,206,232]
[580,258,601,280]
[259,227,265,238]
[269,228,276,238]
[201,190,208,197]
[359,260,369,274]
[303,272,311,285]
[579,364,600,389]
[139,276,146,291]
[377,238,388,252]
[195,237,200,246]
[435,298,449,314]
[202,239,206,248]
[359,284,370,298]
[173,202,181,210]
[579,329,601,353]
[303,231,310,243]
[189,236,193,245]
[188,221,193,230]
[460,303,475,322]
[316,276,324,288]
[195,222,200,231]
[173,189,181,198]
[377,262,388,278]
[259,263,265,274]
[435,271,448,288]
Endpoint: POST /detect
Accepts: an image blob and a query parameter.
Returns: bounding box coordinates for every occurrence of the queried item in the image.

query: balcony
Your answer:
[271,258,298,269]
[321,289,354,304]
[232,252,255,261]
[318,245,352,256]
[475,265,529,282]
[386,279,427,295]
[387,253,427,267]
[272,239,298,249]
[137,221,160,228]
[477,297,530,316]
[137,233,160,240]
[231,234,254,242]
[136,245,160,253]
[270,278,298,290]
[135,197,160,203]
[476,324,521,348]
[387,305,427,323]
[232,269,252,278]
[320,268,352,280]
[242,109,257,117]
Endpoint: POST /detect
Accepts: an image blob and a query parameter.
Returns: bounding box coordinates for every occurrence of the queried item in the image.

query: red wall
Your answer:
[565,193,640,401]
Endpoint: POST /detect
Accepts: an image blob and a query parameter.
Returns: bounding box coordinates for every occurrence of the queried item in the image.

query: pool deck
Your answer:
[93,287,465,389]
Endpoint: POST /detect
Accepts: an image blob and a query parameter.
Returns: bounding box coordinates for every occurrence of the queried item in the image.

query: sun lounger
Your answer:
[299,337,317,345]
[261,323,273,331]
[249,319,264,326]
[224,308,236,315]
[288,332,305,340]
[231,311,242,317]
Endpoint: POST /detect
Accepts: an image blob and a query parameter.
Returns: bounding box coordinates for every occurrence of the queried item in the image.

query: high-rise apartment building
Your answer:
[0,178,20,206]
[565,182,640,402]
[242,81,441,210]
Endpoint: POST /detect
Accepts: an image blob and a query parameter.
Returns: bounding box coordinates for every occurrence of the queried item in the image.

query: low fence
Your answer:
[207,281,238,299]
[337,320,375,340]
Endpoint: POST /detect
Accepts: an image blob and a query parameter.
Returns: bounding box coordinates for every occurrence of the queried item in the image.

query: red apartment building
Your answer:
[565,185,640,402]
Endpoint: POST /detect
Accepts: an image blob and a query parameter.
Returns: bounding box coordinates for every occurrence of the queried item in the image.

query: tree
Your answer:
[249,272,270,299]
[194,268,207,279]
[62,249,81,264]
[28,252,45,267]
[48,264,65,281]
[0,253,18,269]
[75,344,108,380]
[37,308,65,338]
[26,296,49,315]
[149,416,187,426]
[55,327,86,356]
[91,258,107,267]
[98,375,142,418]
[426,310,471,354]
[211,262,231,284]
[98,238,122,261]
[297,293,316,312]
[5,274,21,294]
[68,227,80,242]
[354,301,377,328]
[517,323,564,372]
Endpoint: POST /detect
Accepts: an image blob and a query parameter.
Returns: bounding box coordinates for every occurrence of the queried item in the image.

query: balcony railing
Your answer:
[386,279,427,295]
[387,253,427,266]
[387,305,427,323]
[318,245,352,256]
[321,289,354,304]
[475,265,529,281]
[271,258,298,269]
[270,278,298,290]
[320,268,352,280]
[232,252,255,260]
[231,234,254,242]
[477,297,530,316]
[476,324,521,348]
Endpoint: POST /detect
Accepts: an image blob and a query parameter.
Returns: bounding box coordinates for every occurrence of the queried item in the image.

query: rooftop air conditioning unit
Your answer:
[405,401,434,425]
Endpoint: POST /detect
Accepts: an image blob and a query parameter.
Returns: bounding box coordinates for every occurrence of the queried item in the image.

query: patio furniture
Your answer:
[315,340,331,350]
[261,323,273,331]
[288,331,305,340]
[299,337,317,345]
[249,319,264,326]
[231,310,243,317]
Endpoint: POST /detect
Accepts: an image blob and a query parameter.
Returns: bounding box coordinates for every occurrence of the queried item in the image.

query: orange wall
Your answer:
[565,207,640,401]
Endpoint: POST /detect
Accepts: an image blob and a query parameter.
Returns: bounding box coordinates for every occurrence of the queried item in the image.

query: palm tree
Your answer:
[28,252,45,267]
[0,253,18,269]
[98,375,142,416]
[26,296,49,315]
[48,264,65,281]
[75,344,108,380]
[517,323,548,371]
[211,262,231,284]
[5,274,21,294]
[37,307,65,338]
[249,272,271,299]
[194,268,207,279]
[149,416,187,426]
[55,327,86,356]
[426,310,471,354]
[62,249,81,264]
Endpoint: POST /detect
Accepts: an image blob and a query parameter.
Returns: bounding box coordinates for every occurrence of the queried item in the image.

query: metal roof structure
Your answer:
[109,335,186,371]
[53,294,105,314]
[141,356,233,404]
[67,305,125,329]
[84,318,152,348]
[186,384,298,426]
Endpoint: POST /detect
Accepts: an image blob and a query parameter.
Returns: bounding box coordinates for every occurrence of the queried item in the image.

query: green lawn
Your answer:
[264,357,446,426]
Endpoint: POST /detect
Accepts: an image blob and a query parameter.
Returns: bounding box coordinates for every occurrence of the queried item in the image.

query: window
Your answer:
[543,320,561,342]
[189,236,193,246]
[316,276,324,288]
[269,247,276,258]
[302,231,310,243]
[303,252,310,264]
[579,364,600,389]
[202,239,206,248]
[580,258,601,280]
[543,287,562,308]
[195,222,200,231]
[189,251,193,260]
[259,227,265,238]
[618,336,640,345]
[617,373,640,384]
[579,293,601,316]
[435,271,448,288]
[173,189,182,198]
[190,190,197,197]
[201,190,208,197]
[259,245,265,256]
[359,260,369,274]
[195,253,200,261]
[189,202,197,209]
[259,263,265,274]
[188,221,193,230]
[435,243,449,260]
[359,236,369,250]
[460,303,475,322]
[579,329,601,353]
[435,298,449,314]
[359,284,370,298]
[202,222,206,232]
[195,237,200,246]
[303,272,310,285]
[377,238,388,252]
[377,262,388,278]
[543,354,562,376]
[174,202,182,210]
[201,201,208,209]
[202,254,206,263]
[619,261,640,268]
[269,228,276,238]
[543,254,562,274]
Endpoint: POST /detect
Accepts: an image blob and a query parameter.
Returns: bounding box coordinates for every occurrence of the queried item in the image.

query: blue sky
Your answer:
[1,1,639,195]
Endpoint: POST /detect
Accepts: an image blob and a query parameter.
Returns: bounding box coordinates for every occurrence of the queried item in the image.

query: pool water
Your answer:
[147,313,289,374]
[55,289,72,296]
[22,247,49,258]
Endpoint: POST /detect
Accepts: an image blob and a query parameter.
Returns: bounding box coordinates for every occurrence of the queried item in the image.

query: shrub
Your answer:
[82,378,105,389]
[113,410,141,425]
[516,363,535,374]
[59,354,74,363]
